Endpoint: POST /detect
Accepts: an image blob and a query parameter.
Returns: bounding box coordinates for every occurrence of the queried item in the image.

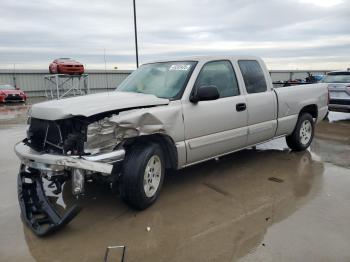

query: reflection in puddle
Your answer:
[0,103,29,123]
[1,106,347,261]
[23,148,324,262]
[312,112,350,168]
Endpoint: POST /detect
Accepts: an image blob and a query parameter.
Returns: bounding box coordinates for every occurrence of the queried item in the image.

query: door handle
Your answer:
[236,103,247,112]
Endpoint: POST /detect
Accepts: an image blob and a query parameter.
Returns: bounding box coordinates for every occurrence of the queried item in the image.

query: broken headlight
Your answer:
[84,118,138,154]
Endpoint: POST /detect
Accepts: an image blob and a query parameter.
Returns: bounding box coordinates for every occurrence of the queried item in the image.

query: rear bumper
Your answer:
[14,142,125,174]
[329,99,350,112]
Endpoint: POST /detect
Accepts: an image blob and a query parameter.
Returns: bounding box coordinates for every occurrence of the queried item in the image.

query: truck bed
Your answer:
[274,83,329,137]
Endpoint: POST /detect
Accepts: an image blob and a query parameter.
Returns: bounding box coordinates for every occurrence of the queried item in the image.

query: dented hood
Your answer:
[29,91,169,120]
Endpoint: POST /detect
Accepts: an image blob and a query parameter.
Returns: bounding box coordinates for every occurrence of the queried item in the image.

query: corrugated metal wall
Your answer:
[0,70,132,97]
[0,69,329,97]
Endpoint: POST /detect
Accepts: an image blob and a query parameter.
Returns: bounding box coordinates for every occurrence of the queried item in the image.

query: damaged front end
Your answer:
[15,116,128,236]
[15,103,181,236]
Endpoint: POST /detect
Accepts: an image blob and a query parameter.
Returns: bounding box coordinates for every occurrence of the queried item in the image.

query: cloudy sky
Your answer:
[0,0,349,70]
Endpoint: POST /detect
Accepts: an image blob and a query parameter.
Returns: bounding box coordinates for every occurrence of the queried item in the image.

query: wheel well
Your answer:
[299,104,318,119]
[124,134,178,170]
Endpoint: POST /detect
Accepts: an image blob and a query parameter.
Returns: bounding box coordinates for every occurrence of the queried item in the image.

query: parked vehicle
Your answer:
[314,75,325,83]
[323,71,350,113]
[15,55,328,235]
[49,58,84,75]
[0,84,27,103]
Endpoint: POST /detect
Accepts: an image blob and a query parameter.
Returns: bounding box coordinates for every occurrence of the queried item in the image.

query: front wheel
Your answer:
[286,113,314,151]
[120,143,165,210]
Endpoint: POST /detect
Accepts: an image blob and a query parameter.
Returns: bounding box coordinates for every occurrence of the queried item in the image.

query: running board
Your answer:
[18,170,82,236]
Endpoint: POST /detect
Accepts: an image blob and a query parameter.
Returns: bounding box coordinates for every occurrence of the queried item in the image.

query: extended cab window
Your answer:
[195,60,239,98]
[238,60,267,94]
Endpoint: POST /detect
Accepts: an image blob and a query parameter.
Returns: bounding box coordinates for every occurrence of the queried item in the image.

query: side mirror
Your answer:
[190,85,220,103]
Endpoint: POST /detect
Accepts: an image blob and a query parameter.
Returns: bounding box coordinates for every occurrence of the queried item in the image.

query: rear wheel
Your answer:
[286,113,314,151]
[120,143,165,210]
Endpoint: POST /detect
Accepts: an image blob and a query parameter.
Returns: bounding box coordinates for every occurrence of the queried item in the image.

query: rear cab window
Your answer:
[238,60,267,94]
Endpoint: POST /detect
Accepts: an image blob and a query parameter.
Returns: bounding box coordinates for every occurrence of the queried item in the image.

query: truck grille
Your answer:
[27,118,64,153]
[5,94,23,101]
[27,117,87,155]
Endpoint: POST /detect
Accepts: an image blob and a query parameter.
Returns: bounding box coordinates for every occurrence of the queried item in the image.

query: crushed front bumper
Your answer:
[14,142,125,174]
[14,142,125,236]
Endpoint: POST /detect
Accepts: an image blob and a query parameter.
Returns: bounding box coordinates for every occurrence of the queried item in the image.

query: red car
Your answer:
[0,84,27,103]
[49,58,84,75]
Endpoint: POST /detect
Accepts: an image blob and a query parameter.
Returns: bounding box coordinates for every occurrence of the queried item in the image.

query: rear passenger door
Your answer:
[183,60,248,164]
[238,60,277,146]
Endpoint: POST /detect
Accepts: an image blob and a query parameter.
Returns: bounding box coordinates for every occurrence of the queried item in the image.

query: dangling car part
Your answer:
[15,140,126,236]
[18,166,82,236]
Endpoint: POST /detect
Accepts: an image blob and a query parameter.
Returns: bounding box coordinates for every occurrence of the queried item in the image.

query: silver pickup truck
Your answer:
[15,55,328,235]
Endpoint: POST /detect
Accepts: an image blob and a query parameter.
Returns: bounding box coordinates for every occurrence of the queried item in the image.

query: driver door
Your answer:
[182,60,248,164]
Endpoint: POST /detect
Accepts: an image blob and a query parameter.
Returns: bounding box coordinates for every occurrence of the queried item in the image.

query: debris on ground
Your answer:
[268,177,284,183]
[104,245,126,262]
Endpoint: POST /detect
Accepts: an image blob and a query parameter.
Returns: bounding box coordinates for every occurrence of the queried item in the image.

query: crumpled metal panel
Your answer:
[110,102,184,140]
[85,102,184,154]
[85,120,127,154]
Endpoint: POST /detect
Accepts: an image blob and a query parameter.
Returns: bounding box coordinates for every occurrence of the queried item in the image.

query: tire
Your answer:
[286,113,314,151]
[120,143,165,210]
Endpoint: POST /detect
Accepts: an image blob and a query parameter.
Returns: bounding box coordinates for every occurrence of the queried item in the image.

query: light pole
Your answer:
[133,0,139,68]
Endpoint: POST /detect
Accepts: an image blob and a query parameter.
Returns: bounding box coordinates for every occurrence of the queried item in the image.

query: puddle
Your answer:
[0,111,349,262]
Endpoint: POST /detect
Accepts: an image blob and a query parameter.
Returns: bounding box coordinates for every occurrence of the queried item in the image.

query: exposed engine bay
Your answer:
[26,102,182,158]
[26,117,88,155]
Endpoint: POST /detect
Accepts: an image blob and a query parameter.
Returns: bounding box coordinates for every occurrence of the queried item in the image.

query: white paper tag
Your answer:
[169,64,191,71]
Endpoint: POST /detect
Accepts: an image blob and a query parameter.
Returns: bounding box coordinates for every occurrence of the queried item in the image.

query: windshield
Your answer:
[323,73,350,83]
[0,84,15,90]
[117,61,196,99]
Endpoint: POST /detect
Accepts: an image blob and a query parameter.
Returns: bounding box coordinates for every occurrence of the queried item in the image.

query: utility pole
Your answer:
[133,0,139,68]
[13,63,17,88]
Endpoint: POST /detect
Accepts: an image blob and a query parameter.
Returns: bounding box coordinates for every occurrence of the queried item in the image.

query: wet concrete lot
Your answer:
[0,102,349,262]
